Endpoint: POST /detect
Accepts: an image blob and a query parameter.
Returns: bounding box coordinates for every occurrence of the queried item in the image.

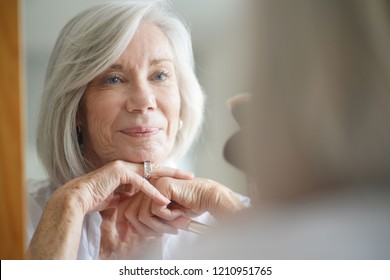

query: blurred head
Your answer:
[37,0,204,185]
[247,0,390,203]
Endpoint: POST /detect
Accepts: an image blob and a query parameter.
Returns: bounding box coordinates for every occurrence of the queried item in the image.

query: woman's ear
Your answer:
[75,110,84,148]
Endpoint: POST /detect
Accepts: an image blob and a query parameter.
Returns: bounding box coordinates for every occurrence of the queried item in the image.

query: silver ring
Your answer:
[143,161,152,180]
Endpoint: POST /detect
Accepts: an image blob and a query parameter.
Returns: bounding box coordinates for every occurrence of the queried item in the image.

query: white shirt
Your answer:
[26,179,250,259]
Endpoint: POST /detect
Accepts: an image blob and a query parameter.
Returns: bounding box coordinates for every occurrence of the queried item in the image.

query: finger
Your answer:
[150,178,201,218]
[152,166,194,180]
[116,162,190,205]
[116,199,136,241]
[104,194,121,209]
[166,216,192,231]
[151,201,185,221]
[123,193,161,237]
[126,173,170,206]
[138,196,178,234]
[114,184,139,196]
[119,160,194,180]
[103,161,168,206]
[91,193,120,212]
[100,208,117,221]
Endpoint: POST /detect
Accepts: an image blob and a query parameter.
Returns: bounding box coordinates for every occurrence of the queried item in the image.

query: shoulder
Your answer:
[180,186,390,259]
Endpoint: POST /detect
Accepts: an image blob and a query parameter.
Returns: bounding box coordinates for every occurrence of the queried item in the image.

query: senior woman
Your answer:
[27,1,245,260]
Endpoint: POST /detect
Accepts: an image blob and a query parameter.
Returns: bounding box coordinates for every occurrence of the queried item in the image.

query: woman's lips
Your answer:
[120,127,160,137]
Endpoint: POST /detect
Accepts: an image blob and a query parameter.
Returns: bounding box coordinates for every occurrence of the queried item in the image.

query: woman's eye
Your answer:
[104,75,122,85]
[154,71,169,81]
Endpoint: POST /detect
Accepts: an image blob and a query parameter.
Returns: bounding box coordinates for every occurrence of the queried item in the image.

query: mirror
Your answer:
[23,0,255,195]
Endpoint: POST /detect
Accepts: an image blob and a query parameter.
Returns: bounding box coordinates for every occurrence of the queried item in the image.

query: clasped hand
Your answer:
[43,160,243,259]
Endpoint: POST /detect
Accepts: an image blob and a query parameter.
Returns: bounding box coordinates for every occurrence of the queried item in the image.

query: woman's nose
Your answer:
[126,82,157,113]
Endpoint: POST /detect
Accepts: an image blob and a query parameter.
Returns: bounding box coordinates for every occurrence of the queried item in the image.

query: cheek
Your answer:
[163,92,181,132]
[82,93,120,143]
[87,109,112,137]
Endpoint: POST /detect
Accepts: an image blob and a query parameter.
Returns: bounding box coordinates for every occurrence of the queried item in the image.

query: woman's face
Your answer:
[79,22,181,166]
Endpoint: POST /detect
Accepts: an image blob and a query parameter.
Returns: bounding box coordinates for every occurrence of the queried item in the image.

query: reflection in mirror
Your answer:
[22,0,255,259]
[23,0,254,194]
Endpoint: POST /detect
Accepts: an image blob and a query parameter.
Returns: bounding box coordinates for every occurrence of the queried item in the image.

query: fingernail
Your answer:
[162,197,171,205]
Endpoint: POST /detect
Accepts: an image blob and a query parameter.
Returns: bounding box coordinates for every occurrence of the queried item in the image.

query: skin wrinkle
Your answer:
[79,22,181,168]
[30,16,242,259]
[76,22,184,256]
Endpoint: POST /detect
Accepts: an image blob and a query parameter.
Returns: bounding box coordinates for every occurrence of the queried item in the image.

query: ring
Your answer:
[143,161,152,180]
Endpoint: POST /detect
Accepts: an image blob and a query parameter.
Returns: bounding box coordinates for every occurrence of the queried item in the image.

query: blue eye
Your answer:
[105,75,122,85]
[154,71,169,81]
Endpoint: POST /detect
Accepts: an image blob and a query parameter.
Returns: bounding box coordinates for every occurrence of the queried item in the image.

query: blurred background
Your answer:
[22,0,256,195]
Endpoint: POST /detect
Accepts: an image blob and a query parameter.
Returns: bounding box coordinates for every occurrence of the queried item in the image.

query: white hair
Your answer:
[37,0,204,186]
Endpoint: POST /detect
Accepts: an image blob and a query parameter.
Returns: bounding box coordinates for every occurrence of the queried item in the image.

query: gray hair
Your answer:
[37,0,204,186]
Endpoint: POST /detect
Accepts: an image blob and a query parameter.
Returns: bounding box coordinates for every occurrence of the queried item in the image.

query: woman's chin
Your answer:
[117,147,167,164]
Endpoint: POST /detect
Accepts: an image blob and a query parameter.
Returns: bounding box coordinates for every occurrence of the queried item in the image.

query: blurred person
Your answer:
[26,0,247,260]
[174,0,390,259]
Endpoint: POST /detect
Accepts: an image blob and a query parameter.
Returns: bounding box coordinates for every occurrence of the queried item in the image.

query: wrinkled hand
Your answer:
[97,163,194,259]
[29,159,195,259]
[57,160,194,214]
[132,177,245,233]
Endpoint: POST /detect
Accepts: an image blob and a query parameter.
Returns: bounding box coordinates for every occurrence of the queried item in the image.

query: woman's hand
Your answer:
[129,177,245,234]
[27,160,192,259]
[60,160,194,214]
[94,161,194,259]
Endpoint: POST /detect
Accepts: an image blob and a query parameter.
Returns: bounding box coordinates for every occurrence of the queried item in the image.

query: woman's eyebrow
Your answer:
[108,60,172,69]
[109,64,124,70]
[150,59,173,66]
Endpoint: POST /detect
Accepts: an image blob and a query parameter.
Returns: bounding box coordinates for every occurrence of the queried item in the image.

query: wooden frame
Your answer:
[0,0,25,259]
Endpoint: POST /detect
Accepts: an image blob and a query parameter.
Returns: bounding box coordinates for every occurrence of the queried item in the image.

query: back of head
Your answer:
[247,0,390,202]
[179,0,390,260]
